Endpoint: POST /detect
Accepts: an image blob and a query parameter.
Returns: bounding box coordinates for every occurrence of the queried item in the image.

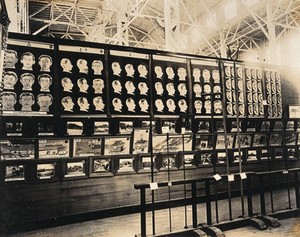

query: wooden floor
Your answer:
[5,189,300,237]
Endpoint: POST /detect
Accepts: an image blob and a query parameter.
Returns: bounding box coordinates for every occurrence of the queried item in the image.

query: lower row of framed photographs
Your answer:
[1,146,298,183]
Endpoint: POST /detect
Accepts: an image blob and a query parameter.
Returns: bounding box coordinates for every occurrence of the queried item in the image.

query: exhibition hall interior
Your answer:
[1,0,300,236]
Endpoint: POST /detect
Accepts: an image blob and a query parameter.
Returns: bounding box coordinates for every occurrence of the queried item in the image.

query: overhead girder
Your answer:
[27,0,300,59]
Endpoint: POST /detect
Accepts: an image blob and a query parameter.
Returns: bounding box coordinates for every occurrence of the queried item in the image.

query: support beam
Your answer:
[164,0,180,51]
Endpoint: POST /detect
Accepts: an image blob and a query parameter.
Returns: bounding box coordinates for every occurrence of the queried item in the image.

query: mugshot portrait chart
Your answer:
[244,66,265,118]
[108,50,150,117]
[2,39,55,115]
[58,45,106,116]
[191,59,221,117]
[264,69,282,118]
[223,63,246,118]
[152,55,189,116]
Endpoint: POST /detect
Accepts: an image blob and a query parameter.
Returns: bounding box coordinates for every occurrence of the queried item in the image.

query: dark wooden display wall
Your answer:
[0,33,300,234]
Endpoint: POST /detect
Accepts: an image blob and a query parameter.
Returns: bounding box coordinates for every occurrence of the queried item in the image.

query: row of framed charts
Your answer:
[1,34,283,118]
[1,131,300,161]
[1,146,298,182]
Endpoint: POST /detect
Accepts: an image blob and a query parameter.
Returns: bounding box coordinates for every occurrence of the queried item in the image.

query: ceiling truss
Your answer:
[27,0,300,59]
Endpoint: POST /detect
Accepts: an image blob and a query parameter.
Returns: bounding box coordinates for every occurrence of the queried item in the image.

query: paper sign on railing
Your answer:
[228,174,235,182]
[213,174,222,181]
[150,182,158,190]
[283,170,289,174]
[240,173,247,179]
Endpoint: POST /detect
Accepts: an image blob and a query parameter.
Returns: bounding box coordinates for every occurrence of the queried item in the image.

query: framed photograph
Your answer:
[132,128,150,154]
[289,105,300,118]
[65,160,86,177]
[5,165,25,181]
[194,135,213,150]
[39,139,70,158]
[37,163,56,180]
[38,121,54,135]
[199,152,212,165]
[235,134,252,148]
[269,133,283,146]
[260,149,270,160]
[215,134,234,149]
[247,150,257,161]
[91,158,112,174]
[94,122,109,135]
[217,152,226,164]
[119,121,133,134]
[138,156,157,172]
[73,138,102,157]
[286,121,295,131]
[117,157,135,173]
[181,154,195,167]
[198,121,210,133]
[161,120,177,134]
[152,135,168,153]
[104,136,130,155]
[0,139,35,160]
[273,121,284,131]
[169,134,193,152]
[273,147,283,159]
[67,121,83,135]
[287,147,297,159]
[284,133,296,146]
[4,121,23,136]
[159,154,177,170]
[253,133,267,147]
[260,121,271,132]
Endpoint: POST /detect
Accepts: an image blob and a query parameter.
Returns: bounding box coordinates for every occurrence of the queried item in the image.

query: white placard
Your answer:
[283,170,289,174]
[150,182,158,190]
[240,173,247,180]
[213,174,222,181]
[228,174,235,182]
[181,127,186,134]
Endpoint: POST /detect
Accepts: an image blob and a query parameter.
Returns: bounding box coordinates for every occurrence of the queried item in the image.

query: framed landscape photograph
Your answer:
[0,139,35,160]
[5,165,25,181]
[117,157,135,173]
[67,121,83,135]
[37,163,56,180]
[91,158,112,174]
[247,150,258,161]
[104,136,130,155]
[39,139,70,158]
[152,135,168,153]
[65,160,86,177]
[139,156,157,172]
[73,138,102,157]
[119,121,133,134]
[94,121,109,135]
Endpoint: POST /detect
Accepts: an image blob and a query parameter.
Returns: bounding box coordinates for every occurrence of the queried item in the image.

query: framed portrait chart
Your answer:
[2,38,55,116]
[244,66,265,118]
[108,50,150,117]
[223,63,246,118]
[264,69,282,118]
[191,59,221,117]
[58,44,106,117]
[152,55,189,116]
